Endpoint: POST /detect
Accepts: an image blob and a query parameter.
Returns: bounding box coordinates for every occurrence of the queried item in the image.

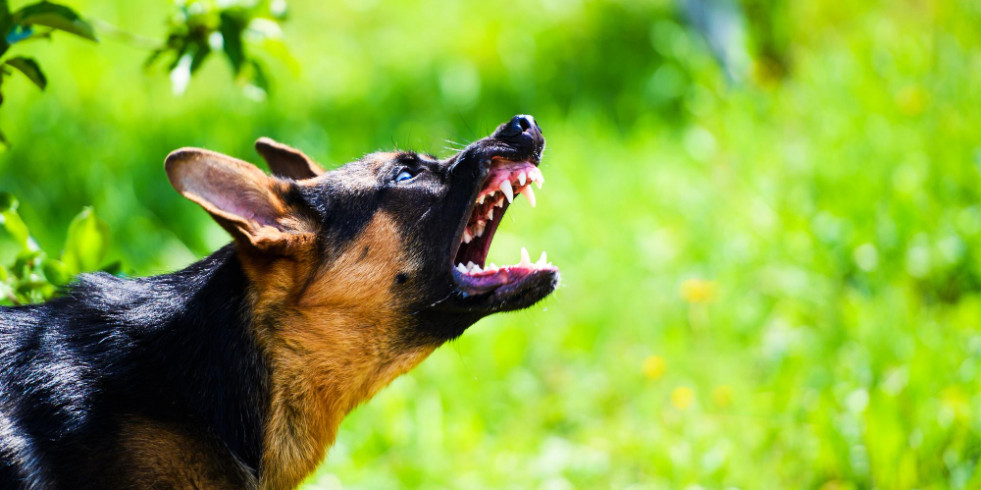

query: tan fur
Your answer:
[112,416,257,489]
[240,213,435,489]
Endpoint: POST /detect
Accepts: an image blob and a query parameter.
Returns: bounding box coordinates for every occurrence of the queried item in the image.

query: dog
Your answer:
[0,115,558,489]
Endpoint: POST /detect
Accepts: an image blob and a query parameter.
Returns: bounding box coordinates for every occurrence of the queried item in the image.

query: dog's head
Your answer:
[166,115,558,487]
[166,114,558,347]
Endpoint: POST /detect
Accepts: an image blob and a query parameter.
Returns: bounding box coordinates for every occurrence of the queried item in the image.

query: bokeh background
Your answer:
[2,0,981,487]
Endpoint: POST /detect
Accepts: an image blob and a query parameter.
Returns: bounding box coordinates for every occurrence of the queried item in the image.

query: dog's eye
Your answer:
[394,169,416,183]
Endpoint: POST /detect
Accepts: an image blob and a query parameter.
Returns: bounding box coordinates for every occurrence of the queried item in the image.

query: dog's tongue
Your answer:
[453,261,559,294]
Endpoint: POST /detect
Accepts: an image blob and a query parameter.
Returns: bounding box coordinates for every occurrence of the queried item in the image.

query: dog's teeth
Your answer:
[496,196,505,208]
[475,220,486,237]
[489,262,498,270]
[485,207,494,221]
[477,195,485,205]
[537,251,548,266]
[500,180,514,203]
[530,167,544,188]
[520,186,536,208]
[518,171,526,186]
[456,263,468,273]
[466,261,477,272]
[463,230,473,243]
[520,247,531,267]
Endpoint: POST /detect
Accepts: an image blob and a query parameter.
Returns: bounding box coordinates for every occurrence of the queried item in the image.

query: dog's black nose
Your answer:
[487,114,545,161]
[508,114,539,135]
[495,114,543,142]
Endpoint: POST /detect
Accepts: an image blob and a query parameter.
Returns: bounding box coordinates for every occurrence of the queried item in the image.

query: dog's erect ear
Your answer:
[166,148,314,251]
[254,137,324,180]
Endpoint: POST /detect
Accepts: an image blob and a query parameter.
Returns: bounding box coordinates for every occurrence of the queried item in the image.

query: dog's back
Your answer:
[0,248,267,489]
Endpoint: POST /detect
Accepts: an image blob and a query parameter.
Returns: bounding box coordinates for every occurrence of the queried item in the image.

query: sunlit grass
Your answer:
[2,0,980,488]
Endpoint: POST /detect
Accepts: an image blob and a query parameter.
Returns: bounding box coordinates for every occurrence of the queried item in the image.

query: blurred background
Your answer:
[2,0,981,487]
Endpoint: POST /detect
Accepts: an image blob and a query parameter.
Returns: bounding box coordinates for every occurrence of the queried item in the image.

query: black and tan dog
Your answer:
[0,115,558,489]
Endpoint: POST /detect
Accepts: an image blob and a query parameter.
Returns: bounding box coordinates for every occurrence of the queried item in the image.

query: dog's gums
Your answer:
[451,157,557,295]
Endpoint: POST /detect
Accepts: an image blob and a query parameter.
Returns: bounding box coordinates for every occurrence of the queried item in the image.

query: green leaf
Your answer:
[249,59,268,92]
[5,56,45,90]
[61,206,108,273]
[41,258,71,285]
[0,193,32,249]
[0,0,11,35]
[13,2,97,42]
[219,10,246,73]
[189,41,210,74]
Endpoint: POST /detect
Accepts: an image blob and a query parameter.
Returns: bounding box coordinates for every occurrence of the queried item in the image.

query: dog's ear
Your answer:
[254,137,324,180]
[166,148,315,252]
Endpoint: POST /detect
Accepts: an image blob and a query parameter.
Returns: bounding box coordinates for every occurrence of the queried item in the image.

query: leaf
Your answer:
[13,2,97,42]
[61,206,108,274]
[0,193,32,249]
[189,41,210,74]
[249,59,268,92]
[219,10,246,74]
[41,258,71,285]
[5,56,45,90]
[0,0,11,35]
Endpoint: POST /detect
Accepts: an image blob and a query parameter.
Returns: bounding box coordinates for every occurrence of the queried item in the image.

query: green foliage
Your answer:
[0,193,109,305]
[12,1,97,41]
[0,0,96,144]
[4,56,45,89]
[147,0,289,96]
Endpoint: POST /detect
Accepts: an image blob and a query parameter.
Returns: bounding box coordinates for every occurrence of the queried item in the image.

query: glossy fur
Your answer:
[0,116,557,489]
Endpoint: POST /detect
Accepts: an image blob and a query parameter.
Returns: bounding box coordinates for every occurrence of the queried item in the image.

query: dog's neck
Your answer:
[231,231,437,489]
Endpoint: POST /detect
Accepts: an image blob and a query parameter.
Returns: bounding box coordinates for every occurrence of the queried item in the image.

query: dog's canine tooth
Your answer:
[537,251,548,266]
[518,171,526,186]
[499,180,514,203]
[520,186,536,208]
[530,167,544,188]
[520,247,531,267]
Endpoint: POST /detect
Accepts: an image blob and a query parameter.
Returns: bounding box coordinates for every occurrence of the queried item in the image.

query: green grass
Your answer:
[2,0,981,488]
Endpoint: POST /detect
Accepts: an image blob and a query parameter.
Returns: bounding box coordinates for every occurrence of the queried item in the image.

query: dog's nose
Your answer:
[495,114,542,143]
[508,115,539,136]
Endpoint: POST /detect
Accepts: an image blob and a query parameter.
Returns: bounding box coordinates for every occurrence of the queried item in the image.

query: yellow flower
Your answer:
[642,355,666,380]
[712,385,733,407]
[671,386,695,410]
[680,278,716,304]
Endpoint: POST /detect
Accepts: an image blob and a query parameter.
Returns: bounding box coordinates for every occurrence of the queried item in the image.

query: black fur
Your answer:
[0,115,556,489]
[0,246,267,489]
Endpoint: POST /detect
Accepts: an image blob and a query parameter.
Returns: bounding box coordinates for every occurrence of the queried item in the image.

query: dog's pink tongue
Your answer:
[455,265,550,293]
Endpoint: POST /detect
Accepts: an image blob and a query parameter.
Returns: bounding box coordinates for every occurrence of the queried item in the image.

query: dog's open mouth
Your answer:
[451,157,558,295]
